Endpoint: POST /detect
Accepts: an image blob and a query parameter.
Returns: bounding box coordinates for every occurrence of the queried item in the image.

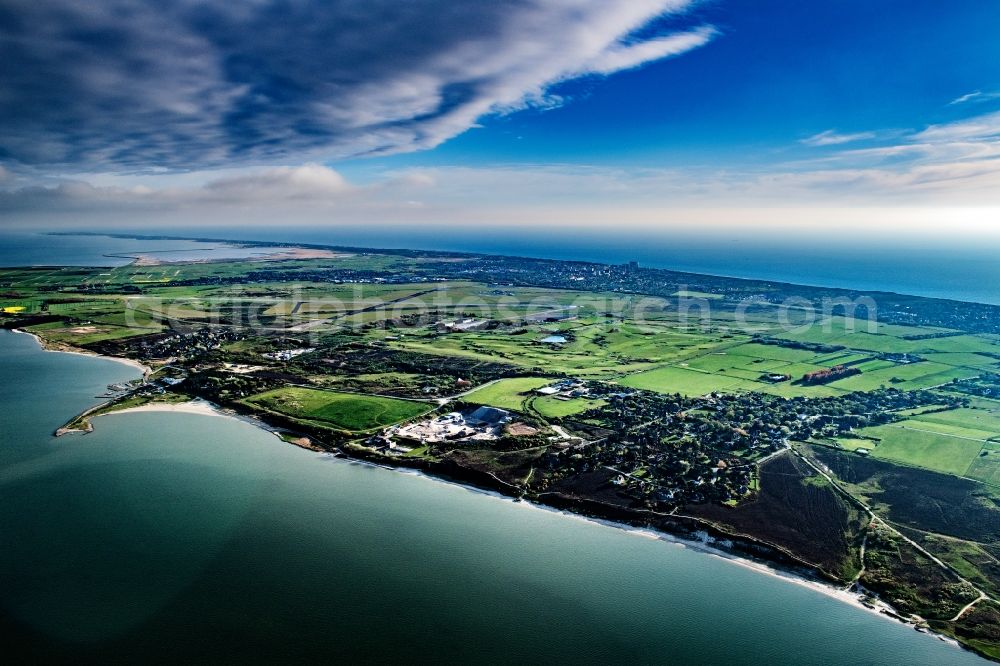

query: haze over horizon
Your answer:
[2,0,999,240]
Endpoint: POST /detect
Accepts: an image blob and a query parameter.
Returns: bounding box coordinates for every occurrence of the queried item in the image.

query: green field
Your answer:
[463,377,553,411]
[772,317,1000,356]
[826,361,979,392]
[910,407,1000,437]
[244,387,429,432]
[531,396,607,418]
[841,420,992,480]
[382,317,730,377]
[463,378,606,418]
[619,365,757,396]
[967,444,1000,486]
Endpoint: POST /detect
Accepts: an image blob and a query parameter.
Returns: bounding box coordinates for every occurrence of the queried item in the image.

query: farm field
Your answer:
[619,364,759,396]
[631,336,992,398]
[615,339,866,398]
[967,444,1000,486]
[922,352,1000,372]
[463,377,553,411]
[826,361,979,392]
[773,318,1000,356]
[531,395,607,418]
[839,420,994,480]
[244,387,429,432]
[909,407,1000,437]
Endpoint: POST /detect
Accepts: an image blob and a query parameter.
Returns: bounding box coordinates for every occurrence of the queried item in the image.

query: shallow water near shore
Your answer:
[0,330,986,663]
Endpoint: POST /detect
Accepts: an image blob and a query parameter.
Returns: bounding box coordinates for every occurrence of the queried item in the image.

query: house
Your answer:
[761,373,791,383]
[438,318,488,333]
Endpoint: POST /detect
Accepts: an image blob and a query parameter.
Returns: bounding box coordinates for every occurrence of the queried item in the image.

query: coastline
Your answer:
[11,328,151,377]
[24,330,976,658]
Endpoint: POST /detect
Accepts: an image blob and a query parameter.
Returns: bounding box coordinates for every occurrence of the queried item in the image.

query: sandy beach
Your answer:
[93,398,289,441]
[99,399,228,419]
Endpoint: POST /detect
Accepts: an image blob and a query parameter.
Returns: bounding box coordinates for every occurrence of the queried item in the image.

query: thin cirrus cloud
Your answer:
[784,108,1000,201]
[912,109,1000,143]
[948,90,1000,105]
[808,109,1000,166]
[0,0,714,172]
[800,130,878,147]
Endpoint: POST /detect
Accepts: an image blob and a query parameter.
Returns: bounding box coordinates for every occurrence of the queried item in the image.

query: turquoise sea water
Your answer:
[0,330,986,663]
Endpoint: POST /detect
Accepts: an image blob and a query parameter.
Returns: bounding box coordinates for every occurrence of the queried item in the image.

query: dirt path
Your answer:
[950,593,988,622]
[846,527,869,588]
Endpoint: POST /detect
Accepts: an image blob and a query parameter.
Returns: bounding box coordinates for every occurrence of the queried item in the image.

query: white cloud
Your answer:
[0,165,359,213]
[0,0,715,172]
[949,90,1000,105]
[778,108,1000,204]
[800,130,877,147]
[582,26,718,75]
[203,165,353,201]
[913,110,1000,143]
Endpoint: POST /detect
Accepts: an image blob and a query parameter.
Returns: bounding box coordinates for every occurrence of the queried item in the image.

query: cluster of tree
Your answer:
[801,364,861,385]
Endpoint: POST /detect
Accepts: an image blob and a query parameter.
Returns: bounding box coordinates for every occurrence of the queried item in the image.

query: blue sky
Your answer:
[1,0,999,235]
[344,0,1000,172]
